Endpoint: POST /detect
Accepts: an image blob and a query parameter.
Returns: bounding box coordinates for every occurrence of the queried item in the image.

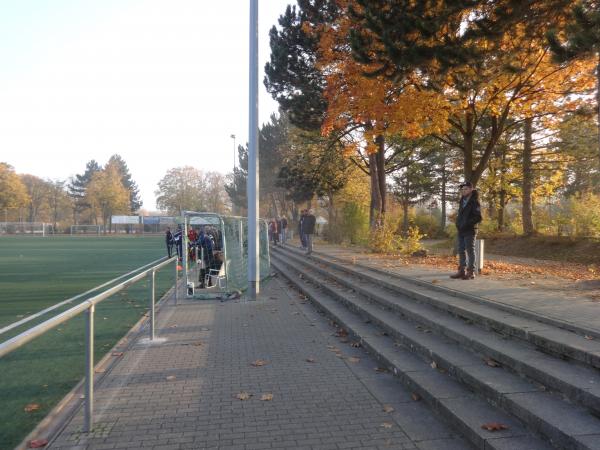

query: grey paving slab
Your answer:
[48,277,469,449]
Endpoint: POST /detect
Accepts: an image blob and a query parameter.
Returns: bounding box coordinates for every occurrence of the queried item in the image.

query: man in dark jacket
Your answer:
[451,182,482,280]
[299,210,307,249]
[165,227,174,258]
[303,209,317,255]
[173,225,184,261]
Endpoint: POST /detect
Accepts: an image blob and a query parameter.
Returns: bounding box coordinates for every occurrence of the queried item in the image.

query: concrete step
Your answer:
[275,247,600,418]
[272,251,600,449]
[276,246,600,371]
[271,254,554,450]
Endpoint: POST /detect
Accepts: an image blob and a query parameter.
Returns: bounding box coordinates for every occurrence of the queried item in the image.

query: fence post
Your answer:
[475,239,485,274]
[84,304,95,432]
[150,269,156,340]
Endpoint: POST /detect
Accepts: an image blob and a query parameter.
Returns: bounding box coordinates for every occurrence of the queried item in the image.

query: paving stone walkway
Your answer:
[314,244,600,335]
[49,277,471,450]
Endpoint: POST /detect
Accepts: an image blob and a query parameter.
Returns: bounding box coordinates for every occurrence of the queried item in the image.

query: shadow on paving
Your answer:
[47,278,471,450]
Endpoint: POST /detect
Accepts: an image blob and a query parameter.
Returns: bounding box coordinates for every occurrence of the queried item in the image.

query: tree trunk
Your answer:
[440,158,447,231]
[463,112,474,182]
[375,135,386,225]
[498,147,507,232]
[369,152,382,229]
[402,177,410,235]
[498,189,506,231]
[522,117,535,235]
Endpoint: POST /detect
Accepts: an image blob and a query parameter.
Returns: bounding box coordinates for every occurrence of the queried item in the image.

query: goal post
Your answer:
[70,225,103,235]
[0,222,54,236]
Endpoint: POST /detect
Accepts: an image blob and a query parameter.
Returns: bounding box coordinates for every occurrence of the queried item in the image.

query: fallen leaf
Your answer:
[350,341,361,348]
[481,422,509,432]
[94,368,106,374]
[336,328,349,338]
[260,393,273,401]
[430,361,437,369]
[411,393,421,401]
[251,359,269,367]
[431,279,440,284]
[166,375,176,381]
[24,403,41,413]
[112,352,123,357]
[380,422,393,429]
[236,391,252,400]
[306,357,316,363]
[383,405,394,413]
[485,358,501,368]
[585,335,594,340]
[192,342,203,346]
[27,439,48,448]
[374,367,388,373]
[169,325,178,329]
[347,357,360,363]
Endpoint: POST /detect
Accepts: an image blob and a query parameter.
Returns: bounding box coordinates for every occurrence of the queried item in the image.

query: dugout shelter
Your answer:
[179,212,270,298]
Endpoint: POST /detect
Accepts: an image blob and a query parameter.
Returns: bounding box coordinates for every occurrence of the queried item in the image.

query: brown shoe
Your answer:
[450,267,466,279]
[463,269,475,280]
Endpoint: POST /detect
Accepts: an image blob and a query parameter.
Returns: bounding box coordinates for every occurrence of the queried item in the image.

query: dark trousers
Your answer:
[457,232,476,271]
[166,243,173,258]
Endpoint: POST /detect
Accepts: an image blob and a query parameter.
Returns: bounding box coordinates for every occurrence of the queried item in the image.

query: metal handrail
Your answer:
[0,256,169,337]
[0,255,178,432]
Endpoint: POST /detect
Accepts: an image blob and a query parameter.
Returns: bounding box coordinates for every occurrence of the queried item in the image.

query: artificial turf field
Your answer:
[0,235,175,449]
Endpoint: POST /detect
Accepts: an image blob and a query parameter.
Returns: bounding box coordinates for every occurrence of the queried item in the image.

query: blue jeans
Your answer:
[457,233,476,271]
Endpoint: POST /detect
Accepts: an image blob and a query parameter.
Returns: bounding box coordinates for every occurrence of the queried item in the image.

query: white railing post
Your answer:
[84,304,95,432]
[475,239,485,274]
[150,269,156,340]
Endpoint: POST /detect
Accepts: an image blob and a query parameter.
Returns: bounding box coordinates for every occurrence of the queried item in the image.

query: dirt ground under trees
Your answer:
[315,236,600,303]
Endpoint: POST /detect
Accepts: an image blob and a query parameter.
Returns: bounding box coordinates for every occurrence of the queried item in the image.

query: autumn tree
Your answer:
[86,165,130,230]
[156,167,229,215]
[106,154,142,213]
[0,163,29,219]
[19,174,50,223]
[47,179,72,232]
[346,0,589,187]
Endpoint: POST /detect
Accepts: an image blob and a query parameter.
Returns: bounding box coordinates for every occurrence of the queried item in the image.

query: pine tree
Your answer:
[548,1,600,165]
[264,1,338,130]
[106,154,142,213]
[68,160,101,224]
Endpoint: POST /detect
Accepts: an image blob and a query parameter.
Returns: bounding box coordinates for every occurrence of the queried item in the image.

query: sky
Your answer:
[0,0,293,211]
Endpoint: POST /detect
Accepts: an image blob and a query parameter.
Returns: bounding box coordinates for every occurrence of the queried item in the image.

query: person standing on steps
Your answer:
[299,210,307,249]
[450,181,482,280]
[303,209,317,255]
[280,216,288,245]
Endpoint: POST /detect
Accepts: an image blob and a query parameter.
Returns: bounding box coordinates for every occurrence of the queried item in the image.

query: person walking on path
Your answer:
[280,216,288,245]
[299,210,307,249]
[303,209,317,255]
[165,227,174,258]
[451,181,482,280]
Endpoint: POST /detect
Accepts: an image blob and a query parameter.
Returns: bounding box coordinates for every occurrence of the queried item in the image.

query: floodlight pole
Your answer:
[247,0,259,300]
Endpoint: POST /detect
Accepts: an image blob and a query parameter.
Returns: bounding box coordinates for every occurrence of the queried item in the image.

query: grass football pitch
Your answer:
[0,235,175,449]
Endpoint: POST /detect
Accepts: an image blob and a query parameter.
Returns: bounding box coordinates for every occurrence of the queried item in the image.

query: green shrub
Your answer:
[412,213,442,238]
[339,202,369,245]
